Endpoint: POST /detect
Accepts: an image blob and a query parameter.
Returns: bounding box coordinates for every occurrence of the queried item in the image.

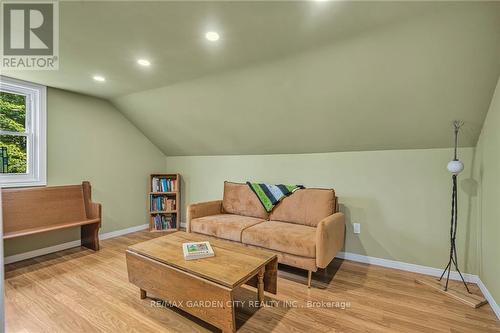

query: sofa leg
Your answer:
[307,270,312,288]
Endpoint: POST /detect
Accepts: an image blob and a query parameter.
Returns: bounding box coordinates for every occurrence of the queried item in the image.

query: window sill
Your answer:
[0,177,47,188]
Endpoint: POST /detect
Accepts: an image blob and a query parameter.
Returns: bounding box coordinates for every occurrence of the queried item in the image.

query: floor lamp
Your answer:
[439,120,469,292]
[415,120,487,308]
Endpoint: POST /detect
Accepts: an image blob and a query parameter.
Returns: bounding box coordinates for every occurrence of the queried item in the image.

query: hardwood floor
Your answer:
[5,231,500,332]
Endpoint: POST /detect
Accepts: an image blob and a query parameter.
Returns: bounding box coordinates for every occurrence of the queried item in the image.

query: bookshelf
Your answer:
[149,174,180,232]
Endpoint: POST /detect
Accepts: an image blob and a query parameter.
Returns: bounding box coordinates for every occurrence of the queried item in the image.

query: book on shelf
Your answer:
[182,241,215,260]
[150,196,176,212]
[151,214,177,230]
[151,177,177,192]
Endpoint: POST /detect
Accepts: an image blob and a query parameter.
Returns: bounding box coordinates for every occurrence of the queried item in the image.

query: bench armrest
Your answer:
[89,202,102,221]
[187,200,223,232]
[316,212,345,268]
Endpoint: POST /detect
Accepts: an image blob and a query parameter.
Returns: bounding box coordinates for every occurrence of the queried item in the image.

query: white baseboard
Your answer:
[338,251,499,320]
[476,279,500,320]
[4,223,149,265]
[99,223,149,240]
[337,251,478,282]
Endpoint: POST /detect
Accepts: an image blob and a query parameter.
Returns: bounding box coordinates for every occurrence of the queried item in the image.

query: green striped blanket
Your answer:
[247,182,305,212]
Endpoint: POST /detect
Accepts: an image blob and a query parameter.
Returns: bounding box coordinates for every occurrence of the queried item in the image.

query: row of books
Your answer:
[152,177,178,192]
[151,196,176,212]
[152,214,177,230]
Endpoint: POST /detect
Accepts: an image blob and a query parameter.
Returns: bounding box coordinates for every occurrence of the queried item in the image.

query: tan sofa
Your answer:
[187,182,345,287]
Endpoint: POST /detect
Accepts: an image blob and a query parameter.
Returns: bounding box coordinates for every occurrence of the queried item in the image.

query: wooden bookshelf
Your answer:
[149,174,180,232]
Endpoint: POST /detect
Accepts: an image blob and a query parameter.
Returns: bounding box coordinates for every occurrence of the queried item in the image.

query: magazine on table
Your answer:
[182,241,215,260]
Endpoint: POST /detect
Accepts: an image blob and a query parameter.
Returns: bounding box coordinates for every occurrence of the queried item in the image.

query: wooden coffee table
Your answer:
[126,231,278,333]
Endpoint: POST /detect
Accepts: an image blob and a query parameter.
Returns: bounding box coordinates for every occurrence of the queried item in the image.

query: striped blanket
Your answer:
[247,182,305,212]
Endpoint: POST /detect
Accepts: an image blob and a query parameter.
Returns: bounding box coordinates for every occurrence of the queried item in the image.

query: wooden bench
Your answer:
[2,181,102,251]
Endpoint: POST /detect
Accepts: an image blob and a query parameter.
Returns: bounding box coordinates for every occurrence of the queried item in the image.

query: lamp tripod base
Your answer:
[438,242,470,293]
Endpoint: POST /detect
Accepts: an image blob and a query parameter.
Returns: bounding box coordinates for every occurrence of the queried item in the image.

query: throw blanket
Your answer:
[247,182,305,212]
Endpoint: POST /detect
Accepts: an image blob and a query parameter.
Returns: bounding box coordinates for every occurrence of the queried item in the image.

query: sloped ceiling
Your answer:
[5,1,500,156]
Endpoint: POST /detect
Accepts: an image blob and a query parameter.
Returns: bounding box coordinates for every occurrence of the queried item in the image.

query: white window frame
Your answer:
[0,76,46,187]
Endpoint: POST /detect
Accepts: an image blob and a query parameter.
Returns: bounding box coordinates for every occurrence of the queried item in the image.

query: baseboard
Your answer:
[337,251,478,282]
[4,223,149,265]
[476,279,500,320]
[338,251,499,320]
[99,223,149,240]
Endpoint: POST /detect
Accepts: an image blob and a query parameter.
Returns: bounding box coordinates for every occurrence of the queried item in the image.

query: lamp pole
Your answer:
[439,120,470,293]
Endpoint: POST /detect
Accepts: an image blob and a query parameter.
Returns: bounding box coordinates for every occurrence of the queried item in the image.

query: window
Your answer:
[0,76,46,187]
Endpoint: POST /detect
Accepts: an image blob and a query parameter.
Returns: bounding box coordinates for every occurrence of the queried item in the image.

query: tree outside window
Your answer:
[0,91,27,174]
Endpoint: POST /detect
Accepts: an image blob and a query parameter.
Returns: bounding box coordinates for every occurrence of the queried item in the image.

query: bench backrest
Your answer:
[2,183,89,234]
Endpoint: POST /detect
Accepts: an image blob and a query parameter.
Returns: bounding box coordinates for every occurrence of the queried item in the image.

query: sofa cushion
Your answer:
[222,181,269,220]
[190,214,265,242]
[269,188,335,227]
[241,221,316,258]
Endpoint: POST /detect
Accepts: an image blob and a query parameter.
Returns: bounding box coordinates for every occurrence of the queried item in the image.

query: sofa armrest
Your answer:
[186,200,223,232]
[316,212,345,268]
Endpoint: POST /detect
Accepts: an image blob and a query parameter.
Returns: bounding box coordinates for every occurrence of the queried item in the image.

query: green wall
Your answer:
[4,88,166,256]
[474,77,500,303]
[167,147,478,273]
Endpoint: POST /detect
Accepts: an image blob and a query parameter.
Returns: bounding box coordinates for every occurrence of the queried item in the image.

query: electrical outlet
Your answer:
[353,223,361,234]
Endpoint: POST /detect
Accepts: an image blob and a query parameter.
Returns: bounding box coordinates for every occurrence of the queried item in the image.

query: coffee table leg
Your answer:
[257,267,265,306]
[140,289,146,299]
[221,293,236,333]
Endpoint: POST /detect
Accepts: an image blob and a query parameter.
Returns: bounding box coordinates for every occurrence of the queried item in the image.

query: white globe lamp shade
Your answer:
[447,160,464,174]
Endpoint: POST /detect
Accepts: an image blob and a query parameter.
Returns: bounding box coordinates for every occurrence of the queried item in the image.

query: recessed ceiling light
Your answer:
[93,75,106,82]
[205,31,220,42]
[137,59,151,67]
